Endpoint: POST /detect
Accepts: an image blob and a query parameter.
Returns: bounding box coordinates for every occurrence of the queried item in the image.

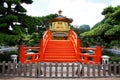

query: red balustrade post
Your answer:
[84,55,88,64]
[77,39,81,62]
[39,31,44,61]
[18,39,26,63]
[77,32,81,62]
[94,42,102,64]
[49,30,52,40]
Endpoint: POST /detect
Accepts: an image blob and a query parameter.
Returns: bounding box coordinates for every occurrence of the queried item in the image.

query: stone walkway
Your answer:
[0,77,120,80]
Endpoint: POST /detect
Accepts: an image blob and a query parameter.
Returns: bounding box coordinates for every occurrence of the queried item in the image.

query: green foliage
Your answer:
[0,33,21,46]
[4,0,20,4]
[0,0,33,46]
[105,25,120,36]
[73,24,90,36]
[91,22,101,29]
[81,6,120,48]
[0,0,58,46]
[110,56,120,63]
[110,40,120,46]
[102,6,115,15]
[19,15,37,27]
[81,38,95,47]
[12,25,25,35]
[0,6,6,13]
[21,0,33,4]
[112,8,120,21]
[40,14,58,29]
[0,23,8,28]
[95,24,112,36]
[81,23,112,37]
[80,29,95,37]
[24,33,40,46]
[5,14,18,22]
[0,51,17,62]
[15,4,27,12]
[18,14,57,34]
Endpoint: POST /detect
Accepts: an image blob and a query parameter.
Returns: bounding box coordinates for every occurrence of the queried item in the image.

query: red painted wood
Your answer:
[43,40,77,62]
[19,30,102,64]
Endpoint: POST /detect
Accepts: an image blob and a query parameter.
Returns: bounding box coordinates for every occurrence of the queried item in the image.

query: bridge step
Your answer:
[44,53,75,56]
[45,50,75,53]
[44,56,76,59]
[43,59,77,62]
[44,40,76,62]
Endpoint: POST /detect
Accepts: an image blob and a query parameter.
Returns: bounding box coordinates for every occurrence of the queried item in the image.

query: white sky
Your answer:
[22,0,120,27]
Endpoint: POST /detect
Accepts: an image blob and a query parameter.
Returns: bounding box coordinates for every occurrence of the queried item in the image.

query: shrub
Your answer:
[0,51,18,62]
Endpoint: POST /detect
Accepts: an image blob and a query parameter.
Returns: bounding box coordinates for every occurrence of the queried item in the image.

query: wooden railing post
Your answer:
[77,38,81,62]
[2,61,5,74]
[39,38,43,61]
[94,41,102,64]
[68,30,81,62]
[39,31,43,61]
[39,30,52,61]
[18,38,26,63]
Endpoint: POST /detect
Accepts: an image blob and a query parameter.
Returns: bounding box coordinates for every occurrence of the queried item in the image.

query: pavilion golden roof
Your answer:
[49,10,73,23]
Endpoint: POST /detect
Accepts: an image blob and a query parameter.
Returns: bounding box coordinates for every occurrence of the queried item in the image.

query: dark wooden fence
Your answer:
[0,61,120,78]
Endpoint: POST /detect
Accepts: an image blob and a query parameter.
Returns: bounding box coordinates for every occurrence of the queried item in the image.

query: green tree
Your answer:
[0,0,58,46]
[22,14,57,34]
[0,0,33,46]
[81,6,120,47]
[24,32,39,46]
[19,14,57,46]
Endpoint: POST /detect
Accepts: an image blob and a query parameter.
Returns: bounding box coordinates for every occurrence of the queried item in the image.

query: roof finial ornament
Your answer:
[58,10,62,15]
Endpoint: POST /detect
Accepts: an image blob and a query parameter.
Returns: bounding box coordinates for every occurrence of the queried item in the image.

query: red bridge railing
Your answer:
[68,30,81,61]
[80,46,101,64]
[18,45,40,63]
[39,30,52,61]
[19,30,52,63]
[68,30,102,64]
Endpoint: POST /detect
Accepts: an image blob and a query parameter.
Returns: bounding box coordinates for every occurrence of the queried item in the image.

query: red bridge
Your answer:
[19,30,101,64]
[18,11,101,64]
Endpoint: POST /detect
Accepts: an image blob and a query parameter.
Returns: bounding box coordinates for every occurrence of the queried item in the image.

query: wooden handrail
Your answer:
[25,53,40,63]
[68,30,80,61]
[25,53,39,56]
[80,46,101,64]
[80,47,96,50]
[19,30,52,63]
[24,47,40,50]
[40,30,52,60]
[43,30,52,53]
[68,30,101,64]
[68,30,77,51]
